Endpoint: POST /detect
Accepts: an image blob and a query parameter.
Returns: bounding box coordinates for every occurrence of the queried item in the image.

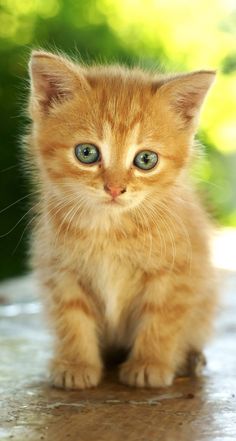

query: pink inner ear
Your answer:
[174,90,202,123]
[35,73,72,112]
[29,52,81,115]
[158,71,215,127]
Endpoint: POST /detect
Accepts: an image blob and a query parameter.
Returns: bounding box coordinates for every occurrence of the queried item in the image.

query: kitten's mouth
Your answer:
[105,199,122,205]
[103,196,126,207]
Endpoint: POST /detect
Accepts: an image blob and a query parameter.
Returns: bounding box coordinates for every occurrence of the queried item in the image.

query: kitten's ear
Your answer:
[29,50,88,116]
[158,71,216,128]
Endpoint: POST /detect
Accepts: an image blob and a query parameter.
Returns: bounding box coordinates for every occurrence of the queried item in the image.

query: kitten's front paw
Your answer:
[50,360,102,390]
[119,360,174,388]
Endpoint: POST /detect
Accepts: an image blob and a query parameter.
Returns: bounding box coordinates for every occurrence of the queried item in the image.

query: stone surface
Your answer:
[0,270,236,441]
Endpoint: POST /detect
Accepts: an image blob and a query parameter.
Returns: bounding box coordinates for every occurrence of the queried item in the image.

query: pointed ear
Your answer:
[158,70,216,128]
[28,50,88,116]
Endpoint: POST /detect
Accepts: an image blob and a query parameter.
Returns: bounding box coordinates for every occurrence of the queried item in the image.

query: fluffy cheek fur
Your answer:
[28,50,217,390]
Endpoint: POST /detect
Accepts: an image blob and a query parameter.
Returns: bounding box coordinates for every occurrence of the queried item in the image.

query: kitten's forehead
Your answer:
[90,69,152,126]
[89,74,152,168]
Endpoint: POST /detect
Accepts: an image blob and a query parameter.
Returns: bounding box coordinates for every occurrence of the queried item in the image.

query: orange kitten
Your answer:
[27,50,217,389]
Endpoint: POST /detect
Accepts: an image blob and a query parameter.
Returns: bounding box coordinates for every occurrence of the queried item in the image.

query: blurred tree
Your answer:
[0,0,235,280]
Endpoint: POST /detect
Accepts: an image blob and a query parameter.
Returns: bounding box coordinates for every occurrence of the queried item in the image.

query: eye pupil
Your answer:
[83,148,90,156]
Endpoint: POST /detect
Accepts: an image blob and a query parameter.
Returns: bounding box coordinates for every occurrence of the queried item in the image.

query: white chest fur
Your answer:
[76,234,142,338]
[94,255,125,328]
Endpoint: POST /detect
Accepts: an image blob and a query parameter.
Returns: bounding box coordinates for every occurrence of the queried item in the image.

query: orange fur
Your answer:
[26,50,217,389]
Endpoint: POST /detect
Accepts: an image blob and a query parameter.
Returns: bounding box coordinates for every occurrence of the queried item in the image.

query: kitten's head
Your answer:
[28,51,215,222]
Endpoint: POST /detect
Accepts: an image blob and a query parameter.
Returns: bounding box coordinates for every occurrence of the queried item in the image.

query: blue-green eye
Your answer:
[133,150,158,170]
[75,143,100,164]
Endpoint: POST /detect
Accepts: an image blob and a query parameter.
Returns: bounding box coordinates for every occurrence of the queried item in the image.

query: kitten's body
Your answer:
[27,51,217,389]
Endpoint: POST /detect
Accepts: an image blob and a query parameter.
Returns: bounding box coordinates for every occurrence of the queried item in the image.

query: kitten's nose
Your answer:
[104,184,126,199]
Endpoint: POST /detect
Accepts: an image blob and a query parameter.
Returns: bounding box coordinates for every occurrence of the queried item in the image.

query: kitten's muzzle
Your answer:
[104,184,127,199]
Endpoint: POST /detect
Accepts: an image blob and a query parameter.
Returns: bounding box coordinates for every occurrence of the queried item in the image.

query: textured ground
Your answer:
[0,255,236,440]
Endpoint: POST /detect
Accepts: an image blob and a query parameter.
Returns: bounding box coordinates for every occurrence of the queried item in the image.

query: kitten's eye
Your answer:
[75,143,100,164]
[133,150,158,170]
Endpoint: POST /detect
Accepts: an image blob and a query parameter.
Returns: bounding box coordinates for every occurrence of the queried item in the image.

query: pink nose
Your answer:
[104,184,126,199]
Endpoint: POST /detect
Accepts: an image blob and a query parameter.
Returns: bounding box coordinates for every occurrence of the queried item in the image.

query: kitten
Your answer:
[27,50,217,389]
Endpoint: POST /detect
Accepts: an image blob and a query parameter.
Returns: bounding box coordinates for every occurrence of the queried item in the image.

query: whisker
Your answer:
[141,202,165,263]
[143,197,175,272]
[0,164,18,173]
[12,214,38,255]
[0,201,40,239]
[135,205,153,265]
[0,191,39,215]
[155,198,192,275]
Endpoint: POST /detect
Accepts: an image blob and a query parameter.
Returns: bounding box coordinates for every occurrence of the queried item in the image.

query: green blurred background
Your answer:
[0,0,236,281]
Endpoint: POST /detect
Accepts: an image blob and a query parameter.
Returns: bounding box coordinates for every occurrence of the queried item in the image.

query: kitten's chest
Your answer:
[78,239,140,331]
[90,252,132,327]
[75,230,159,328]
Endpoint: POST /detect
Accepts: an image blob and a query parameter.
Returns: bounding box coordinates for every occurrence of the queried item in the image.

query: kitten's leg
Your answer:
[119,274,206,388]
[44,272,103,390]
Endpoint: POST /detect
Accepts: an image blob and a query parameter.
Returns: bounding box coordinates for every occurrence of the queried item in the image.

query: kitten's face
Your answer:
[29,52,215,219]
